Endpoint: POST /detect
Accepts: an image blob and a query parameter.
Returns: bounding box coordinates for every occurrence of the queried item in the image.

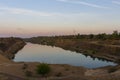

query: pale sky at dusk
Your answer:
[0,0,120,37]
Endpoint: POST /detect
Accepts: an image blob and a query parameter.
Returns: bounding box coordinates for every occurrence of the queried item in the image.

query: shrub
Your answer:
[36,63,51,76]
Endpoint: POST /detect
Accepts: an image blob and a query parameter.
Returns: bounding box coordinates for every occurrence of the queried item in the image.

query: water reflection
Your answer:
[14,43,116,68]
[83,53,112,62]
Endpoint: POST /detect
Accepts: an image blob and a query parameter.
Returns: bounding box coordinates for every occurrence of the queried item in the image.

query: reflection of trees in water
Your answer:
[77,52,113,63]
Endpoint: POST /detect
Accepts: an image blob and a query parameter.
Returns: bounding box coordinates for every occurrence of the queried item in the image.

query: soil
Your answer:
[0,37,120,80]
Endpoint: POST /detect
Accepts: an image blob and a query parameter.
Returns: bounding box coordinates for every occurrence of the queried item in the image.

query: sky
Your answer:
[0,0,120,38]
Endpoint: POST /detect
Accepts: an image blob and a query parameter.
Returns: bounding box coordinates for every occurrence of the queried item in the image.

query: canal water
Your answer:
[14,43,116,68]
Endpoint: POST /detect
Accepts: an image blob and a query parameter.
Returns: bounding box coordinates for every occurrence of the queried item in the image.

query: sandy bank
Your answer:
[0,54,12,64]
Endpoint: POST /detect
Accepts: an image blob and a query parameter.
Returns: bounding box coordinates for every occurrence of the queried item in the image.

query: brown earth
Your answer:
[0,37,120,80]
[0,57,120,80]
[0,37,26,59]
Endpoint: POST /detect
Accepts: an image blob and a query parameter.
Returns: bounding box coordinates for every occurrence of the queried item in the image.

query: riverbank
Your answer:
[1,54,120,80]
[0,37,120,80]
[0,54,12,63]
[0,37,26,59]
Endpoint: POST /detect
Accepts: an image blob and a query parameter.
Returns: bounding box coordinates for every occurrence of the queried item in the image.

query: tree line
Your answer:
[53,30,120,40]
[29,31,120,40]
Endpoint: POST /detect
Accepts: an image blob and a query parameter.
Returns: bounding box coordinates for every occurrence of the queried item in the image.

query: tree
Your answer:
[96,33,107,40]
[89,34,94,39]
[112,30,119,39]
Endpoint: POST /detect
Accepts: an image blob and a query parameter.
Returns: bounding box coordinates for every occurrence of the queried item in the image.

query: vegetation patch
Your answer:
[36,63,51,76]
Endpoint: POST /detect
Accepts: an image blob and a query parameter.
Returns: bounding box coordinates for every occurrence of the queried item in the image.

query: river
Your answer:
[14,43,116,68]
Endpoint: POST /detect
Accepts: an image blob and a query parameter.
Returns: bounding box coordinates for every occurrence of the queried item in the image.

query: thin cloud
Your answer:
[0,6,98,17]
[0,6,60,17]
[112,1,120,5]
[56,0,108,9]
